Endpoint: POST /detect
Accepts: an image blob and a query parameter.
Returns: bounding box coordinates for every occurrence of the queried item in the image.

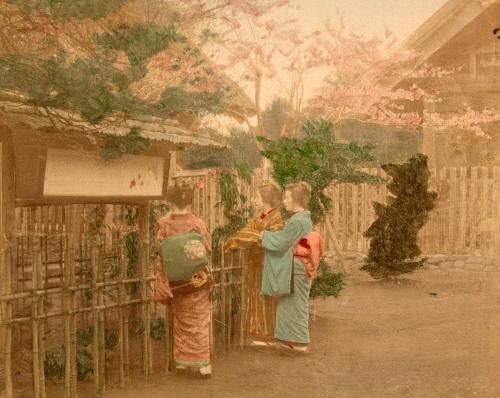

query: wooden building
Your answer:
[391,0,500,170]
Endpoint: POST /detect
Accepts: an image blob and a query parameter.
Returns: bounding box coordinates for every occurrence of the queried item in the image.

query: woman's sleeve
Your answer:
[261,219,304,253]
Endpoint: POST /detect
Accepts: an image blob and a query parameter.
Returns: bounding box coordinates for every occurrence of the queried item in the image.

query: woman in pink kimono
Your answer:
[155,182,212,376]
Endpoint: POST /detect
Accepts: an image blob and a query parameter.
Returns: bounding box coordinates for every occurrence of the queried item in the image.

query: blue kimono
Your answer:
[261,211,313,344]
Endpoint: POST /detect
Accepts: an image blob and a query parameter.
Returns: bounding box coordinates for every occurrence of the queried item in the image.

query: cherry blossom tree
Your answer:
[305,12,500,139]
[174,0,340,137]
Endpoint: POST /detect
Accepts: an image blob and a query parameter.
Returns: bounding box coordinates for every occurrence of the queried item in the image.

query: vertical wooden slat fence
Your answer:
[318,166,500,256]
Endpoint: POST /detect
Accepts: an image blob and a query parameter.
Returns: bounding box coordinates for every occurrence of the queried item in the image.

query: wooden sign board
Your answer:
[43,148,165,197]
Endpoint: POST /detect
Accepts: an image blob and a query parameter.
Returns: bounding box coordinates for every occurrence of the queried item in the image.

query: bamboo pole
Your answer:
[0,276,157,302]
[2,248,13,398]
[123,297,130,384]
[32,232,41,398]
[208,249,215,362]
[0,298,149,325]
[63,232,72,398]
[138,204,151,379]
[0,248,4,398]
[69,244,77,397]
[37,235,46,398]
[65,207,78,398]
[117,237,125,388]
[238,249,246,348]
[91,240,100,397]
[97,236,106,394]
[227,251,233,349]
[165,304,174,372]
[220,240,227,353]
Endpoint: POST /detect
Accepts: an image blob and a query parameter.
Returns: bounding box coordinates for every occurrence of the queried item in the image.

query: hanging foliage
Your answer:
[86,205,106,240]
[183,128,262,183]
[100,127,151,161]
[122,206,140,295]
[211,171,253,265]
[183,129,260,264]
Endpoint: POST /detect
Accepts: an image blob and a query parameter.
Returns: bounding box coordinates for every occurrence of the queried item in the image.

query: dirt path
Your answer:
[100,269,500,398]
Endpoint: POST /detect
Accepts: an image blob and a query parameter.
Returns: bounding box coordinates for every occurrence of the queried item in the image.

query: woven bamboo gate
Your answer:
[318,167,500,257]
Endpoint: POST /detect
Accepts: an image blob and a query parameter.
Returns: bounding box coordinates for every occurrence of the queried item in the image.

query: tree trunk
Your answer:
[254,71,263,135]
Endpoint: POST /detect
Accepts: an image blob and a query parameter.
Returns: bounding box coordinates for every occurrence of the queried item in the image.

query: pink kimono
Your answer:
[155,212,212,368]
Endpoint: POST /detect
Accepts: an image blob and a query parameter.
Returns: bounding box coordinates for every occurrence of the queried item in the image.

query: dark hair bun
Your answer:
[166,184,194,208]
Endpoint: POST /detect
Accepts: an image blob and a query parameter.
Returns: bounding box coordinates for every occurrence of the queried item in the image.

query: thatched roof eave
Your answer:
[0,96,227,149]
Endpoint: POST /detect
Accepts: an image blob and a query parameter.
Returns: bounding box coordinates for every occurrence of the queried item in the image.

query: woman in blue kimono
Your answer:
[260,182,313,353]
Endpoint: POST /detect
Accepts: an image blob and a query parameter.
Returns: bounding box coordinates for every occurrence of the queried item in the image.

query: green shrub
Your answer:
[362,154,437,279]
[44,346,93,382]
[310,258,344,299]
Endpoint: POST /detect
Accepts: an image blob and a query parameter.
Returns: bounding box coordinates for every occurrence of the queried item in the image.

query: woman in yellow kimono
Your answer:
[224,181,284,344]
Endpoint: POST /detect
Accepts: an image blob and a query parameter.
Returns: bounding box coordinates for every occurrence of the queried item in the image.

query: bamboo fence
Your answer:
[1,177,246,398]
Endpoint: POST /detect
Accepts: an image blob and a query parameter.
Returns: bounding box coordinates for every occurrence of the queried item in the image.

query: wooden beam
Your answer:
[0,126,15,398]
[0,128,15,245]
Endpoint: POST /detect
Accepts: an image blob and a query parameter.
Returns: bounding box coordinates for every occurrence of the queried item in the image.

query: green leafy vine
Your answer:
[100,127,151,161]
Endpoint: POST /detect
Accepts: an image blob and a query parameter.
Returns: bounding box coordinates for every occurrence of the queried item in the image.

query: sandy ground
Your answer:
[86,269,500,397]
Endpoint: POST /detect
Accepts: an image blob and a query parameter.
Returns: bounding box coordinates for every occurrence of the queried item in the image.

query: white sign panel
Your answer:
[44,148,164,197]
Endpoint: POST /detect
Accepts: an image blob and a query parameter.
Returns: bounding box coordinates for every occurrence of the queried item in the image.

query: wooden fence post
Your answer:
[117,236,126,387]
[318,197,346,272]
[31,231,42,398]
[138,204,151,379]
[220,240,227,353]
[165,304,174,372]
[91,239,101,397]
[1,248,13,398]
[62,233,73,398]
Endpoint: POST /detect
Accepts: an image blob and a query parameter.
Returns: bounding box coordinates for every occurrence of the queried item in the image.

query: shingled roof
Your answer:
[380,0,499,88]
